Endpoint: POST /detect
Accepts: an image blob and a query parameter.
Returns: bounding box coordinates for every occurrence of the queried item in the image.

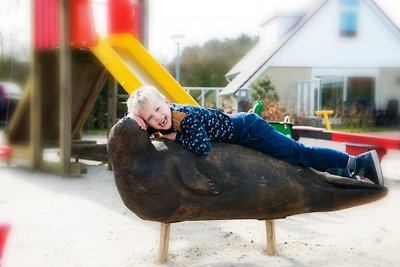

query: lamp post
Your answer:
[171,34,185,83]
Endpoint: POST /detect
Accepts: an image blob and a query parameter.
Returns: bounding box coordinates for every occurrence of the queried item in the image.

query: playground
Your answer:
[0,133,399,267]
[0,0,399,266]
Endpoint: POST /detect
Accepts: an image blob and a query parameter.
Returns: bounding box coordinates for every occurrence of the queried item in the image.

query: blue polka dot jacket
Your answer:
[168,104,242,155]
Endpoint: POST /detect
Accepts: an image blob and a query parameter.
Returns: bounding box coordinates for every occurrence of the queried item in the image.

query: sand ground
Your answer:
[0,133,399,267]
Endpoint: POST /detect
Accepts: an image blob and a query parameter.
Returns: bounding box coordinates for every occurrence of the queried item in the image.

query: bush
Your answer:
[333,102,375,129]
[260,100,287,122]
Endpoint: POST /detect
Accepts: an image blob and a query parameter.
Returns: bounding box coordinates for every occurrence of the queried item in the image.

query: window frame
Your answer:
[339,0,359,37]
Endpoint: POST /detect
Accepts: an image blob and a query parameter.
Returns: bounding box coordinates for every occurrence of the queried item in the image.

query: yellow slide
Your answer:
[90,33,198,106]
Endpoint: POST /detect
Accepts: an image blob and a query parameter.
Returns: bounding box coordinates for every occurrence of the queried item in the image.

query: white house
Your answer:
[221,0,400,118]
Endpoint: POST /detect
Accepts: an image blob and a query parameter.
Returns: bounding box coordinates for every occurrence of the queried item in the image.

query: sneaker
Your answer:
[349,174,373,184]
[326,168,352,178]
[326,168,373,184]
[353,150,384,185]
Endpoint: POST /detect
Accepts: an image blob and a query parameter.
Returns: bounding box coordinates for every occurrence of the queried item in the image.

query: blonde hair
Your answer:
[127,85,166,115]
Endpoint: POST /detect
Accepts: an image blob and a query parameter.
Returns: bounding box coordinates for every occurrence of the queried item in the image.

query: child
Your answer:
[126,85,384,186]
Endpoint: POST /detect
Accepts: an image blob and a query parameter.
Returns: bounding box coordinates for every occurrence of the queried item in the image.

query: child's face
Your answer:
[139,98,172,130]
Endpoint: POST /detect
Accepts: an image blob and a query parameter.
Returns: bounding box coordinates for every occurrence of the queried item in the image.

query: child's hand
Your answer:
[127,113,148,130]
[161,132,177,140]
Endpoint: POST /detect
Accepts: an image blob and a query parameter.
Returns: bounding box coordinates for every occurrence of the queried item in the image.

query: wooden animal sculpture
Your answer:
[107,117,387,223]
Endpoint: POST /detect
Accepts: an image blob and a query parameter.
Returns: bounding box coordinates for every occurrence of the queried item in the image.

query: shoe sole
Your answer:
[370,150,384,186]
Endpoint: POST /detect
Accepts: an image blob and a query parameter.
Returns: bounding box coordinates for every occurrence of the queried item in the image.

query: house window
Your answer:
[347,77,375,106]
[339,0,359,37]
[318,76,375,109]
[320,77,344,108]
[340,12,358,37]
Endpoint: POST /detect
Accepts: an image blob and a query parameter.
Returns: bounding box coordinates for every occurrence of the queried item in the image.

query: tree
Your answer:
[250,74,278,102]
[0,0,29,85]
[166,34,258,87]
[0,57,29,86]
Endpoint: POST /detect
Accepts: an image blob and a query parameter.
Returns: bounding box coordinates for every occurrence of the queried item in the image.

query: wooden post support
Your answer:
[59,0,72,175]
[138,0,149,48]
[107,78,118,170]
[265,220,277,256]
[158,222,170,264]
[30,55,42,169]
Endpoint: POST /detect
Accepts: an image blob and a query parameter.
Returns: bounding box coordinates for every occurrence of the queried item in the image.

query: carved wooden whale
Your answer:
[107,117,388,223]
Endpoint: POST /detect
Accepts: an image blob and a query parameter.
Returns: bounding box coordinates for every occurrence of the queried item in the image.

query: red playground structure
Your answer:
[0,222,11,265]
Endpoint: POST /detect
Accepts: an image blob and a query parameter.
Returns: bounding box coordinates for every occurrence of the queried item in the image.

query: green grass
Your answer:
[84,129,108,135]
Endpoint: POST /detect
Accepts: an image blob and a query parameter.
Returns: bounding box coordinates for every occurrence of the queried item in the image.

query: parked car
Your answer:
[0,81,22,126]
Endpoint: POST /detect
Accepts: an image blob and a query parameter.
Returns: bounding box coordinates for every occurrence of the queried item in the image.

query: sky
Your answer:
[145,0,313,62]
[105,0,400,61]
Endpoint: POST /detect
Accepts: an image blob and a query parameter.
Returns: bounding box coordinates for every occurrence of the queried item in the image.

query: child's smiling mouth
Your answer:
[159,117,167,127]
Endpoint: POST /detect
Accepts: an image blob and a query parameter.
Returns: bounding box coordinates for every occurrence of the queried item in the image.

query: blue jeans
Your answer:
[230,113,349,170]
